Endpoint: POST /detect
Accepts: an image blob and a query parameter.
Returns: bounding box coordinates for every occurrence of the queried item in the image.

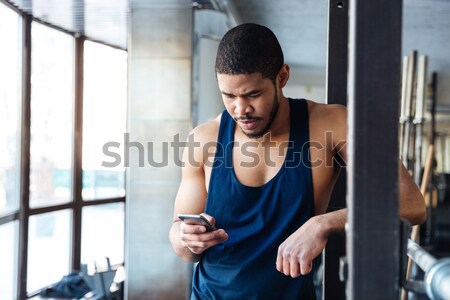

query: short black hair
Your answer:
[215,23,284,81]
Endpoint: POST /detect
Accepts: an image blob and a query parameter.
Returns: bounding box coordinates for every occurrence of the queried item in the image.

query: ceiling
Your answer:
[233,0,450,76]
[4,0,450,109]
[233,0,450,116]
[4,0,450,71]
[234,0,328,71]
[5,0,128,49]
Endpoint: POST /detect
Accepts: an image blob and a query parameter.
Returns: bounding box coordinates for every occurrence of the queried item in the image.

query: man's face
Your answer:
[217,72,279,139]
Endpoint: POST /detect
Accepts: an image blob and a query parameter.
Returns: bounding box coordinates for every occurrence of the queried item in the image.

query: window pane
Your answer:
[0,3,21,215]
[82,41,127,201]
[29,22,74,208]
[81,203,124,265]
[0,221,18,300]
[27,210,71,293]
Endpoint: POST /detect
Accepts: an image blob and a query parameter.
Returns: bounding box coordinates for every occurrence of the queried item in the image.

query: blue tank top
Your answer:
[191,98,316,300]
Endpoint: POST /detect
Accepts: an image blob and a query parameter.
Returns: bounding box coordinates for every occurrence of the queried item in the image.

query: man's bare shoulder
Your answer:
[190,113,222,145]
[182,114,222,169]
[306,100,347,130]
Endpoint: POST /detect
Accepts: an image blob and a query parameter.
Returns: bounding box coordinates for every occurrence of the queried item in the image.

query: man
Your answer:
[169,23,426,299]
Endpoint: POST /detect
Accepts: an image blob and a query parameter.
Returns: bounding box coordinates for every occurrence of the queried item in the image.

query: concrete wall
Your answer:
[284,67,326,103]
[126,1,192,299]
[191,10,228,126]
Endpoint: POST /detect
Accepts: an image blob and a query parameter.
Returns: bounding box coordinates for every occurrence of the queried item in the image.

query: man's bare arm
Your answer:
[320,104,426,226]
[169,125,228,262]
[276,104,426,277]
[299,163,426,240]
[399,162,427,224]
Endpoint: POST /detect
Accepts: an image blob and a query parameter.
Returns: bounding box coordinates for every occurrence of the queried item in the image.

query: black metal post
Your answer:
[17,13,32,300]
[323,1,348,299]
[72,36,85,272]
[326,0,349,108]
[430,72,437,147]
[425,72,437,246]
[347,0,402,299]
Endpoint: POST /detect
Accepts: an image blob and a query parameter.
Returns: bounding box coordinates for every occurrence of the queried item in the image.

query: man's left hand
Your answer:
[276,216,328,278]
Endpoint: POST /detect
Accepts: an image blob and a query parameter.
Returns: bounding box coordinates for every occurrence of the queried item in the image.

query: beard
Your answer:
[237,91,280,139]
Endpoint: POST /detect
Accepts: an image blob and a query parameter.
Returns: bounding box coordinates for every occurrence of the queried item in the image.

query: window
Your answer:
[27,210,71,293]
[0,4,21,300]
[29,22,74,209]
[81,203,125,265]
[0,0,21,216]
[0,221,18,300]
[0,2,127,298]
[82,41,127,201]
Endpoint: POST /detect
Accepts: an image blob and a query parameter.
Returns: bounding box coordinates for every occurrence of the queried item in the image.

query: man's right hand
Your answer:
[179,214,228,255]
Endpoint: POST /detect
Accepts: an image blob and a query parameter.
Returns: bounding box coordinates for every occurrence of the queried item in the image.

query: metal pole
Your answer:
[413,55,428,185]
[402,51,417,172]
[72,36,84,272]
[324,1,348,299]
[400,55,408,160]
[347,0,402,299]
[407,239,437,272]
[17,13,32,300]
[430,73,437,146]
[326,0,349,107]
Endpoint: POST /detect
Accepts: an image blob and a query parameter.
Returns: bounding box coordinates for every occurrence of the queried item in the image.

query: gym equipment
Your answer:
[403,145,434,300]
[400,51,417,172]
[406,239,450,300]
[401,53,432,299]
[413,55,428,185]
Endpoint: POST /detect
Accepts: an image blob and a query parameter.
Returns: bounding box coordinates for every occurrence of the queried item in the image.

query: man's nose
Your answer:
[234,98,253,116]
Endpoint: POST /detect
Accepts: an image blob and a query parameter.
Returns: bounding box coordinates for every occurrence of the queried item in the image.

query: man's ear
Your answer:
[278,64,290,88]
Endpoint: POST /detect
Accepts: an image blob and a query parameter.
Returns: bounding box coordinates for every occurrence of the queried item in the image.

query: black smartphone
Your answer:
[178,213,216,232]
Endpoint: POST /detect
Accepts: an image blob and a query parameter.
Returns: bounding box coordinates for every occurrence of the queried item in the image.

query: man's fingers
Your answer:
[282,260,291,276]
[200,213,216,227]
[206,229,228,242]
[180,229,228,255]
[182,230,228,254]
[182,229,227,241]
[290,261,300,278]
[300,260,312,275]
[186,240,213,250]
[277,245,305,278]
[276,255,283,273]
[181,223,207,234]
